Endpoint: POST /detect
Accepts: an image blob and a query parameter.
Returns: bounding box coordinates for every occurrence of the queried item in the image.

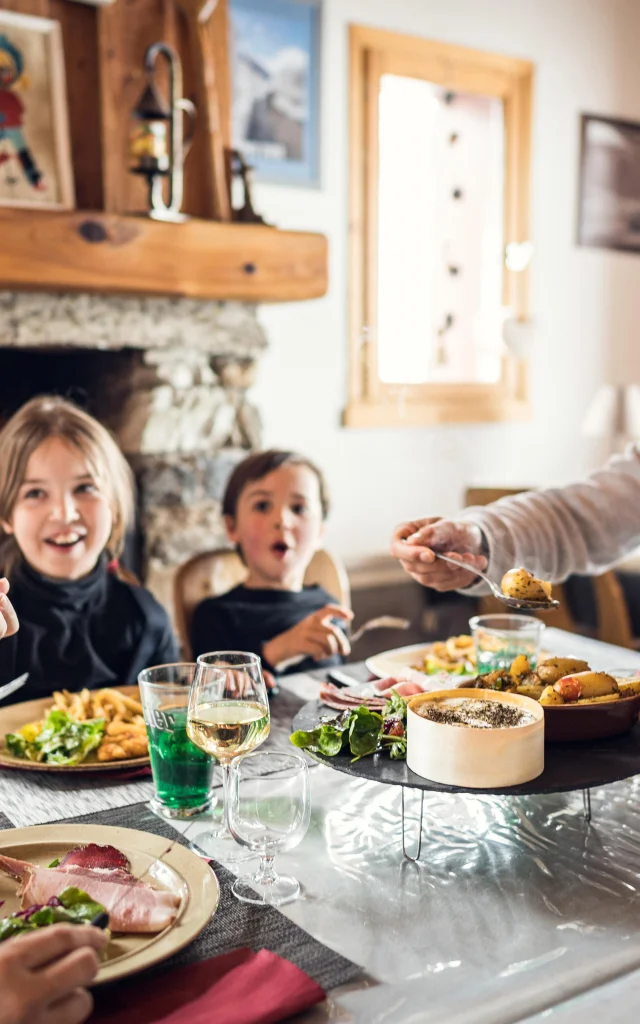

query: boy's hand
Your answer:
[263,605,353,667]
[0,578,19,641]
[390,517,487,591]
[0,924,107,1024]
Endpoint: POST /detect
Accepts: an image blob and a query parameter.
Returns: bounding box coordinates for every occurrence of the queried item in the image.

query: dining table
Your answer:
[3,626,640,1022]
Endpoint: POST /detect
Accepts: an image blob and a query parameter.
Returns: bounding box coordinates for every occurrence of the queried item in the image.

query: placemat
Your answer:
[1,800,362,993]
[0,768,156,827]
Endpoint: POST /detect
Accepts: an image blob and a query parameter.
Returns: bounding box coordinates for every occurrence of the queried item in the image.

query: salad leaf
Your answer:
[291,694,407,762]
[0,888,106,942]
[348,708,383,760]
[5,710,105,766]
[290,724,345,757]
[5,733,28,759]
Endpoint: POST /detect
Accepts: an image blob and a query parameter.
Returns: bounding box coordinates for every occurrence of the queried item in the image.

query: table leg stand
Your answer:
[582,787,592,823]
[401,788,425,862]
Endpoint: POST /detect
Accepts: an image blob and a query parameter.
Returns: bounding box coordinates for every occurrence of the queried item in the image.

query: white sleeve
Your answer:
[457,445,640,594]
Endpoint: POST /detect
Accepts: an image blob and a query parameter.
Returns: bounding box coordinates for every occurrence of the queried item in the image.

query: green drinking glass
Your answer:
[138,663,217,819]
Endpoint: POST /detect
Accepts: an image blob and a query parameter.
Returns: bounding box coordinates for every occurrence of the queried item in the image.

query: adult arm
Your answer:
[391,446,640,593]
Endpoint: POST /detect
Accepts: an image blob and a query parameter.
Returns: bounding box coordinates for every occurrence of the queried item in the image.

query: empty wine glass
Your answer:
[227,751,310,906]
[187,651,270,864]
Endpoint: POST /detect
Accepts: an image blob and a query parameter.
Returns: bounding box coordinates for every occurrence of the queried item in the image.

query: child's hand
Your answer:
[0,578,18,641]
[263,605,353,668]
[0,924,107,1024]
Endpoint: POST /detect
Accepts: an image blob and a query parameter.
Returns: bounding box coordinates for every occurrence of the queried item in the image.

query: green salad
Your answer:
[291,692,408,762]
[0,887,106,942]
[5,709,105,766]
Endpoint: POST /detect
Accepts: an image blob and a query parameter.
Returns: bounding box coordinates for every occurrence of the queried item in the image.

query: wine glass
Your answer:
[227,751,310,906]
[186,651,270,864]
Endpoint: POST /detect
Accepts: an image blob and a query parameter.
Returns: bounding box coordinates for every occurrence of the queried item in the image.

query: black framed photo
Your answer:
[578,113,640,253]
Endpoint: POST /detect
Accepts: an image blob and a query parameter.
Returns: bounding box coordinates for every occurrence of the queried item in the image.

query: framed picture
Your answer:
[0,11,75,210]
[229,0,321,187]
[577,113,640,253]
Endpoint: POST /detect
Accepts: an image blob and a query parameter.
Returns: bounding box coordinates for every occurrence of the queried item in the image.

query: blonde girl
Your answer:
[0,396,177,702]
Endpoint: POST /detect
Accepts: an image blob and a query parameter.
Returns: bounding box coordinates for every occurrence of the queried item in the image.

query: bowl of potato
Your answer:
[469,656,640,742]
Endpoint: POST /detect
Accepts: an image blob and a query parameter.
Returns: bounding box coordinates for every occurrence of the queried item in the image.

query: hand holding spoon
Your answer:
[434,553,559,611]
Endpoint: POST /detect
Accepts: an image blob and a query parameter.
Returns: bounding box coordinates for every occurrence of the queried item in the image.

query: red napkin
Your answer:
[90,947,325,1024]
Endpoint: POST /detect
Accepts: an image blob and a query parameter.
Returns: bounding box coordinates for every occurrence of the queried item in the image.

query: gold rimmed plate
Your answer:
[0,688,150,772]
[0,823,219,984]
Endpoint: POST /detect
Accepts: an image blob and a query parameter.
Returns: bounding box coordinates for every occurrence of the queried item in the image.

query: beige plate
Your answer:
[366,642,552,683]
[0,823,219,984]
[0,688,150,772]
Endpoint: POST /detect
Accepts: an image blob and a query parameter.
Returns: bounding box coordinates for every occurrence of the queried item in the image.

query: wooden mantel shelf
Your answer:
[0,210,328,304]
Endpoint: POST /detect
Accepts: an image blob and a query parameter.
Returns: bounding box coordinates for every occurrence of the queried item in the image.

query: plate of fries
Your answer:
[0,686,150,772]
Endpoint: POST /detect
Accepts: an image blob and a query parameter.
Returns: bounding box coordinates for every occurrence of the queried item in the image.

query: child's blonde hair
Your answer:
[0,396,134,574]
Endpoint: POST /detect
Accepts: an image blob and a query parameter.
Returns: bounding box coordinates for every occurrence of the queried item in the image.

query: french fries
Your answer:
[50,687,147,762]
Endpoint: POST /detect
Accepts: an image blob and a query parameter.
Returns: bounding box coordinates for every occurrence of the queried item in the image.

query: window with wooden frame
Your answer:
[346,26,533,428]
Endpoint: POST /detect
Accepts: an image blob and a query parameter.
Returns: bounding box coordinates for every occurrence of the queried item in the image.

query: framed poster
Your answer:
[0,11,75,210]
[578,113,640,253]
[230,0,321,187]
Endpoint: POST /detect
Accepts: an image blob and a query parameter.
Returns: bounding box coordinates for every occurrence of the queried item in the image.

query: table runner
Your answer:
[0,800,363,994]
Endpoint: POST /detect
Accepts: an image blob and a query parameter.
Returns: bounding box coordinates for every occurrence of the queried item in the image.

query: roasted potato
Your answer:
[540,685,564,705]
[617,679,640,697]
[537,657,590,685]
[553,671,618,702]
[576,693,620,705]
[515,683,545,701]
[501,568,553,603]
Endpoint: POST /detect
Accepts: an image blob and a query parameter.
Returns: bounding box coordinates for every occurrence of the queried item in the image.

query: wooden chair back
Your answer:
[174,547,351,659]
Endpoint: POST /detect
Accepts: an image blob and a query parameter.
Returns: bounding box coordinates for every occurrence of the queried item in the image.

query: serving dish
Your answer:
[365,642,476,683]
[406,689,544,788]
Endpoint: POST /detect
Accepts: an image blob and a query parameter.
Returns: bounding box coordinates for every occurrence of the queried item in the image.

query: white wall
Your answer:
[250,0,640,559]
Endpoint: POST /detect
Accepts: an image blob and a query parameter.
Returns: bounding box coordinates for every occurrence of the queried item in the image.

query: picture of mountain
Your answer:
[230,0,320,185]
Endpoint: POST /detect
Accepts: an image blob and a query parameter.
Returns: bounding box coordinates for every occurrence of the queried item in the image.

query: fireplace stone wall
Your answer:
[0,291,268,615]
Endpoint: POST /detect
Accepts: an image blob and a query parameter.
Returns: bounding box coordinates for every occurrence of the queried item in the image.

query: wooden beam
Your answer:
[0,210,328,303]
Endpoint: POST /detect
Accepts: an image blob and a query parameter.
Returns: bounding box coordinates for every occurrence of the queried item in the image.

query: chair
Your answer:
[464,487,636,647]
[174,547,351,659]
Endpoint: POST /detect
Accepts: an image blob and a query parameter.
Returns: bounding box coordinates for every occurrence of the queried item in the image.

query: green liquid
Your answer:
[477,648,538,674]
[147,709,214,811]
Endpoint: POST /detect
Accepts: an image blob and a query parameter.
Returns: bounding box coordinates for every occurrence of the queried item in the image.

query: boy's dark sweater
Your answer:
[0,558,179,704]
[190,583,345,674]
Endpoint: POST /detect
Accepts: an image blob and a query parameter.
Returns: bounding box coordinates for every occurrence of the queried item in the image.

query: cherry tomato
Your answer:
[555,677,583,702]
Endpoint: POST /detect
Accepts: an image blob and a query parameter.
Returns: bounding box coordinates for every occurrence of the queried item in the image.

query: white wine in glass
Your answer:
[187,651,270,864]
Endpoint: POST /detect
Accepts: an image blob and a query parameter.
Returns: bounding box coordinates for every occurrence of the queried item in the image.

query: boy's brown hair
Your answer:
[222,450,330,521]
[0,395,135,575]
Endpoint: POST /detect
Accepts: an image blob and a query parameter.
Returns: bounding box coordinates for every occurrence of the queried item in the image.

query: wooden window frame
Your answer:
[345,25,534,428]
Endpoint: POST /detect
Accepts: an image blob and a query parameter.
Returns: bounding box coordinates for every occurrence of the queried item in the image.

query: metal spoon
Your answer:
[434,553,559,610]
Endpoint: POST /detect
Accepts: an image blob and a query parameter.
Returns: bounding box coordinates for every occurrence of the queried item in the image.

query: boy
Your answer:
[190,450,352,675]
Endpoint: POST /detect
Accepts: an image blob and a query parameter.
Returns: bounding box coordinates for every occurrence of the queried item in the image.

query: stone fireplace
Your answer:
[0,291,267,616]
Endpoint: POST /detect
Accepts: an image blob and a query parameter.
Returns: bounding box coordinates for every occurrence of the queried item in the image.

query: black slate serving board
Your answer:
[292,699,640,796]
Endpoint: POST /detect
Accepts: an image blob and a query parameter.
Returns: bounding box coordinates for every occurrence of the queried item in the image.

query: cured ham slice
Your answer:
[0,849,179,934]
[319,678,427,711]
[59,844,130,872]
[319,682,388,712]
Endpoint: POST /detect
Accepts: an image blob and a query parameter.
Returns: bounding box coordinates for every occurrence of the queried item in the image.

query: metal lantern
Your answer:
[130,42,195,222]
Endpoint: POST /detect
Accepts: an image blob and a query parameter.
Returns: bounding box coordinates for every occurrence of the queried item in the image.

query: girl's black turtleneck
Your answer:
[0,557,179,704]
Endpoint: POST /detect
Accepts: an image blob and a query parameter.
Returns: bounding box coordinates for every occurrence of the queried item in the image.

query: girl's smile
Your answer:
[1,436,114,580]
